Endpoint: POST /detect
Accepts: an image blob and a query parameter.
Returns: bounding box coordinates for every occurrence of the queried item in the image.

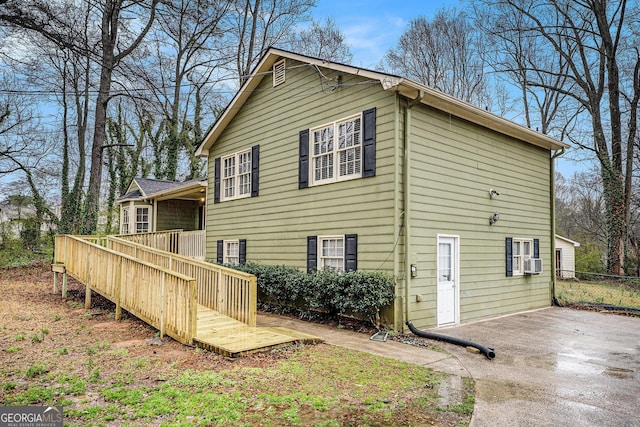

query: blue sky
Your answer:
[313,0,463,69]
[311,0,584,177]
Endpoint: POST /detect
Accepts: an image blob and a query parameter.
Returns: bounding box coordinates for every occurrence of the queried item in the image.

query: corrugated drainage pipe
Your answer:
[406,320,496,360]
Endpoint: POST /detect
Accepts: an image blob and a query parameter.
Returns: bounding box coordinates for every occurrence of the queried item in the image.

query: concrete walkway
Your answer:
[258,307,640,426]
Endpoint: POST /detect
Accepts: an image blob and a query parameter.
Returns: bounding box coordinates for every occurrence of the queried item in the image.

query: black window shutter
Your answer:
[251,145,259,197]
[345,234,358,272]
[216,240,223,263]
[213,157,221,204]
[299,129,309,189]
[362,107,376,178]
[239,239,247,265]
[533,238,540,259]
[307,235,317,273]
[505,237,513,277]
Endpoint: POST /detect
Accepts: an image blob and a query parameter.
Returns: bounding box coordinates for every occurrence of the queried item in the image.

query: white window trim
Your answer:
[121,206,130,234]
[221,148,252,202]
[310,113,363,186]
[135,206,150,233]
[224,239,240,265]
[318,235,345,271]
[273,59,286,87]
[512,237,533,276]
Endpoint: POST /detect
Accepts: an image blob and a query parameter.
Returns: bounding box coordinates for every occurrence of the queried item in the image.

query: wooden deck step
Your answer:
[195,305,323,357]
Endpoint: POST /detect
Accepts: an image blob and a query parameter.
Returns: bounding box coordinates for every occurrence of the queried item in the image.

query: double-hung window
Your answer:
[135,207,149,233]
[511,238,533,276]
[221,149,252,201]
[216,239,247,265]
[311,114,362,185]
[319,236,344,270]
[224,240,240,265]
[121,208,129,234]
[307,234,358,273]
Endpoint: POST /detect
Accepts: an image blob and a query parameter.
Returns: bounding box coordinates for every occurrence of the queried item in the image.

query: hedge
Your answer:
[229,262,395,326]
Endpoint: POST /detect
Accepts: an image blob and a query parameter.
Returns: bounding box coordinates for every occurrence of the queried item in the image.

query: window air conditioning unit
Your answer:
[524,258,543,275]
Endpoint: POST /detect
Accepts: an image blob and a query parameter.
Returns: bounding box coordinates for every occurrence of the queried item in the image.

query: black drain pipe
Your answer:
[406,320,496,360]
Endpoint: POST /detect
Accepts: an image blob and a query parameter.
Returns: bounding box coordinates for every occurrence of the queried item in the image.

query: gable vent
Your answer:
[273,59,286,87]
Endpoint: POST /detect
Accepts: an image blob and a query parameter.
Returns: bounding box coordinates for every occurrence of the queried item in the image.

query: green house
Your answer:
[195,48,567,330]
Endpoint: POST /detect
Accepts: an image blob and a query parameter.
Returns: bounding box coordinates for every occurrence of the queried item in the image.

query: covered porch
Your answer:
[116,177,207,246]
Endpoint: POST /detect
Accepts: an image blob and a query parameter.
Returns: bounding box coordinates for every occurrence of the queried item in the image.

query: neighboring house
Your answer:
[0,202,57,237]
[0,202,35,237]
[116,177,207,235]
[195,48,568,330]
[555,235,580,279]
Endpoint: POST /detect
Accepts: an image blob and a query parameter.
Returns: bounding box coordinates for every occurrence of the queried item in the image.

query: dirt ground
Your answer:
[0,264,470,426]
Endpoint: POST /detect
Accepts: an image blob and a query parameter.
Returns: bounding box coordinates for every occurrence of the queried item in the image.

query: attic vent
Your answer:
[273,59,286,87]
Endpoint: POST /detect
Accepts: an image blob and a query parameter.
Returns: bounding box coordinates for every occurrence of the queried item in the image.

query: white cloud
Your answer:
[340,15,407,68]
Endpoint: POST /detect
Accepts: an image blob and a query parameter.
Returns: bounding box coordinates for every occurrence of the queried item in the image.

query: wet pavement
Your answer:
[430,307,640,427]
[258,307,640,426]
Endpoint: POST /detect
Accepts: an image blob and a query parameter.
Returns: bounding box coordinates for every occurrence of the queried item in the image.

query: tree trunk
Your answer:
[82,58,113,234]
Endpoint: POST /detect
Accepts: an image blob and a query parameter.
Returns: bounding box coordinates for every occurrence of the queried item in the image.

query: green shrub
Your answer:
[575,241,606,277]
[231,263,395,326]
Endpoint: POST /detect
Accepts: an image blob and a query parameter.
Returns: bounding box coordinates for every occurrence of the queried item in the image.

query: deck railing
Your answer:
[116,230,206,260]
[53,235,198,344]
[115,230,180,253]
[105,236,257,326]
[178,230,206,260]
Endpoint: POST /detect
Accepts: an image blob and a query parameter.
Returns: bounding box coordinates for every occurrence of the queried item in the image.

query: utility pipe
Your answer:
[403,91,425,328]
[406,320,496,360]
[550,148,565,304]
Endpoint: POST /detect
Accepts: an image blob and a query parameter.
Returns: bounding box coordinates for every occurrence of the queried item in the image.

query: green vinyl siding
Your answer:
[204,54,556,330]
[205,60,400,273]
[405,104,552,328]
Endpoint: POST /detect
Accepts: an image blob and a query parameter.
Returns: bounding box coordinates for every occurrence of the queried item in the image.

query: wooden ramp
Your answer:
[53,235,322,357]
[195,305,323,357]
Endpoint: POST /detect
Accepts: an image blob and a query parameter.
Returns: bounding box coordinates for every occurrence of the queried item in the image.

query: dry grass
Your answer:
[556,279,640,309]
[0,264,472,427]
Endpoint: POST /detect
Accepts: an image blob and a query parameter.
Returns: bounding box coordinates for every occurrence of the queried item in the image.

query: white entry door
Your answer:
[437,236,459,326]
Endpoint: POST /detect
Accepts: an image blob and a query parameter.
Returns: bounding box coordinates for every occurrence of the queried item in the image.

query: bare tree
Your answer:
[229,0,316,85]
[0,0,159,234]
[128,0,231,181]
[475,4,576,135]
[379,9,490,107]
[474,0,640,275]
[0,76,59,236]
[0,77,37,177]
[291,17,352,63]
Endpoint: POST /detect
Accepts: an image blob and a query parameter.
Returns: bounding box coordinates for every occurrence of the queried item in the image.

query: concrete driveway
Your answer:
[428,307,640,427]
[259,307,640,426]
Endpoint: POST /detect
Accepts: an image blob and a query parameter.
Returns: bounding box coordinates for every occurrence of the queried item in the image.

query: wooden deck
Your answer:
[195,305,322,357]
[53,234,322,357]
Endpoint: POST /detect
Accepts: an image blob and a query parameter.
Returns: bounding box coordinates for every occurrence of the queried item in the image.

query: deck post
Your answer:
[216,270,224,313]
[62,272,68,298]
[159,272,166,339]
[115,258,123,321]
[85,284,91,309]
[53,271,58,294]
[188,279,197,345]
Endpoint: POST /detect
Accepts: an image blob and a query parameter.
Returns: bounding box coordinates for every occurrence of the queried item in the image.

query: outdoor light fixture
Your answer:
[489,212,500,225]
[489,189,500,199]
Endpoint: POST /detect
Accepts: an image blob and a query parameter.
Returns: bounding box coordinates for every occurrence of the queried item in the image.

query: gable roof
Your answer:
[117,177,207,203]
[196,47,568,157]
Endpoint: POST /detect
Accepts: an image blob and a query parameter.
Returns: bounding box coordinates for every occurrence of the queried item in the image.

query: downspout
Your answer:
[403,90,425,328]
[550,148,565,305]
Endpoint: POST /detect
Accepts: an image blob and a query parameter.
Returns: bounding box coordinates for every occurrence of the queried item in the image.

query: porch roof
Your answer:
[117,177,207,204]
